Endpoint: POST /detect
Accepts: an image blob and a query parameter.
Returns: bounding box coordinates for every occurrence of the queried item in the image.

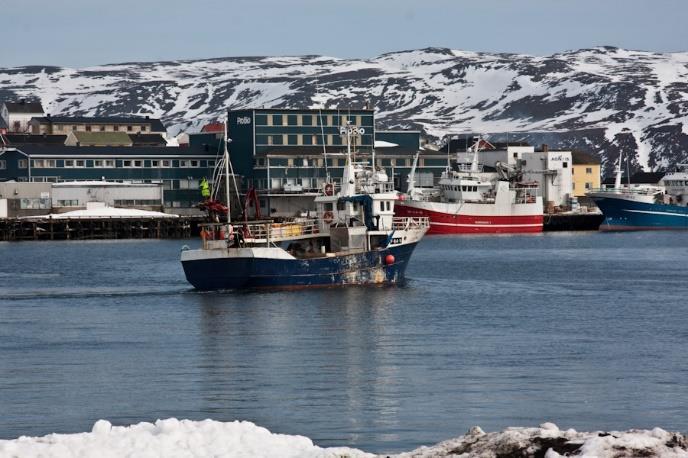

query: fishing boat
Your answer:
[394,139,543,234]
[180,122,429,290]
[588,153,688,231]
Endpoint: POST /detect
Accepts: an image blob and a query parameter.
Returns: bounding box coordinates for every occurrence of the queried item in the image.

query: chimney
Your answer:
[542,144,549,153]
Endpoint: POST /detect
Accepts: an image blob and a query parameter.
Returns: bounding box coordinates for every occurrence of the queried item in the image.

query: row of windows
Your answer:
[572,182,594,190]
[664,180,688,186]
[572,167,594,174]
[53,124,148,132]
[255,157,436,168]
[254,113,372,127]
[442,185,479,192]
[255,133,372,147]
[30,159,215,169]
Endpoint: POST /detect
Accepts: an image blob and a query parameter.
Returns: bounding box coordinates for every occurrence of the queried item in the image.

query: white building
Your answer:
[456,144,574,209]
[1,101,45,133]
[51,181,164,212]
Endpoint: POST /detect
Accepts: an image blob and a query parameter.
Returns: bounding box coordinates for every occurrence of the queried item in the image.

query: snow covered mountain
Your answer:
[2,46,688,176]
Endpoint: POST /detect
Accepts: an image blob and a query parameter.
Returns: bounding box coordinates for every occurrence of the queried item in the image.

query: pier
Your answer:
[0,216,205,241]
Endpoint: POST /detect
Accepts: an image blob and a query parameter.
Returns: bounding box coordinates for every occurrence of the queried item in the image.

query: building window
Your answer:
[100,126,105,131]
[141,126,147,132]
[272,114,282,126]
[272,135,283,145]
[586,167,593,174]
[256,135,268,145]
[162,160,171,167]
[287,135,298,145]
[85,125,92,132]
[255,114,267,125]
[287,114,298,126]
[64,160,75,167]
[151,160,159,167]
[122,160,132,167]
[563,162,568,168]
[72,125,77,131]
[18,159,28,168]
[585,182,592,189]
[127,125,133,132]
[75,160,85,167]
[207,160,215,168]
[303,135,313,145]
[190,160,199,167]
[302,114,312,126]
[134,160,143,167]
[114,125,119,131]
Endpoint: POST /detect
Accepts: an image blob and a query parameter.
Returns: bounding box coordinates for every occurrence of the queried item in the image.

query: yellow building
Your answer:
[571,151,601,197]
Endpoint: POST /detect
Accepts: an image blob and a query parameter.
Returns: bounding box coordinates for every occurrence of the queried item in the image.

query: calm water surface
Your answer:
[1,232,688,453]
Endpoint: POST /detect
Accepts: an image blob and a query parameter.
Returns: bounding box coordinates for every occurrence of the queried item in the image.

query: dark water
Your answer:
[1,232,688,453]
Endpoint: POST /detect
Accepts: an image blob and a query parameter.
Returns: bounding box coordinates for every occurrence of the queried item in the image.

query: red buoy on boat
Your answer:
[385,254,395,265]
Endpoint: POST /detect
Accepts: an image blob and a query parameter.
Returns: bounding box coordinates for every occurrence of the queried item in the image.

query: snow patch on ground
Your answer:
[1,420,687,458]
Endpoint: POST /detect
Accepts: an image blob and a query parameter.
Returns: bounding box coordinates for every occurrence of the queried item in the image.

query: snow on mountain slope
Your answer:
[2,46,688,176]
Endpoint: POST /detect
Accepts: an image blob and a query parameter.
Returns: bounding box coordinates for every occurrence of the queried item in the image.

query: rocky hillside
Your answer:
[2,46,688,176]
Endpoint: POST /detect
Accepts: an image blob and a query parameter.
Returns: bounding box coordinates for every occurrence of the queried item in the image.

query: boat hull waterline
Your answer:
[181,242,418,290]
[592,196,688,231]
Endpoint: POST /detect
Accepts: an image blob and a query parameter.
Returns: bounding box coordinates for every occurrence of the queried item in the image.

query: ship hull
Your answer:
[395,202,543,234]
[181,242,419,290]
[592,195,688,231]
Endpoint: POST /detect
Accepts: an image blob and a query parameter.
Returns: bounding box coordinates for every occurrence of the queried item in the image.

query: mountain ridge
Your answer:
[3,46,688,176]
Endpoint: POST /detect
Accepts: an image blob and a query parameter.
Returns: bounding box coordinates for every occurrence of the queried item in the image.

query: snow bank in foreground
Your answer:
[397,422,688,458]
[1,419,687,458]
[0,419,372,458]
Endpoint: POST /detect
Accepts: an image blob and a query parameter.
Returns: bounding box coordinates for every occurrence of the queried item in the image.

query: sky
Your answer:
[2,0,688,68]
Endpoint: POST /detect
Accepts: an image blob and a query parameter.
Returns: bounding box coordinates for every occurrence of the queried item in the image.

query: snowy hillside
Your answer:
[2,46,688,176]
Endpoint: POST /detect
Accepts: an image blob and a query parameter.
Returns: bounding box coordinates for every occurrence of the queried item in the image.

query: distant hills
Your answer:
[2,46,688,176]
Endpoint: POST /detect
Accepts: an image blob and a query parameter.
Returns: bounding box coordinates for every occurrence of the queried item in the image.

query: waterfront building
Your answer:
[226,107,449,217]
[571,151,601,197]
[0,144,217,214]
[1,100,45,133]
[28,115,167,136]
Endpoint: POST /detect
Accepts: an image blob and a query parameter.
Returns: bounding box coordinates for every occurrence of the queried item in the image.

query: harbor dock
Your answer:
[0,215,204,241]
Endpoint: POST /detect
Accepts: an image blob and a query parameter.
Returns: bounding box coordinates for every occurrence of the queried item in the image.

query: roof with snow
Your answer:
[47,207,178,219]
[3,101,44,114]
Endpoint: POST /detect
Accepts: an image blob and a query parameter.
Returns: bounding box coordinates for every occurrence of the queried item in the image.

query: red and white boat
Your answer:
[394,141,543,234]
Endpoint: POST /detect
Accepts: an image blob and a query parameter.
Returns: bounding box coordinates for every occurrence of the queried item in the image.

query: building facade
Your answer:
[29,116,167,136]
[571,151,601,196]
[0,145,218,213]
[1,101,45,133]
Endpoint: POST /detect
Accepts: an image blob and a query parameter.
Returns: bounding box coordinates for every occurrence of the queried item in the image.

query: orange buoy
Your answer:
[385,254,395,265]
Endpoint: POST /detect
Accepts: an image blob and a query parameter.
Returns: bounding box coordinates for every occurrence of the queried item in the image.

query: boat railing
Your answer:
[391,216,430,231]
[588,187,662,196]
[199,219,320,248]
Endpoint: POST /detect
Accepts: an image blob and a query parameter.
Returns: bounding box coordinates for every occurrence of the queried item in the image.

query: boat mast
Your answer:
[614,150,623,191]
[224,122,232,223]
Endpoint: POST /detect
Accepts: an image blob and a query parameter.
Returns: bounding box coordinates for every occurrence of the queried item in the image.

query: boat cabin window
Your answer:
[324,202,333,211]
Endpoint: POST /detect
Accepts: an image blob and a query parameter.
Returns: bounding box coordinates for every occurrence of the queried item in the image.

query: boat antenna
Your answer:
[626,150,631,187]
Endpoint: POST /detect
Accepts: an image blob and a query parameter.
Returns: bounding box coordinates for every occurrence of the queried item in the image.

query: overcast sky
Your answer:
[3,0,687,67]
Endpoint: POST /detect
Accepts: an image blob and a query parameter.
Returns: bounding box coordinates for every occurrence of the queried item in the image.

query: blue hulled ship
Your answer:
[181,123,429,290]
[588,158,688,231]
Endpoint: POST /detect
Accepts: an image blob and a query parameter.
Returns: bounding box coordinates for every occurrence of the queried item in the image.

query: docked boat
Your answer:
[394,140,543,234]
[180,123,429,290]
[588,155,688,231]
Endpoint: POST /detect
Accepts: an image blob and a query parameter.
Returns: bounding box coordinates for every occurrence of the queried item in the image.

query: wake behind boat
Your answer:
[180,122,429,290]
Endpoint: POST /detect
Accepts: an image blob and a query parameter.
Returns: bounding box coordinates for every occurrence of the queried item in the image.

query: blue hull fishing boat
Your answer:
[588,152,688,231]
[181,122,429,290]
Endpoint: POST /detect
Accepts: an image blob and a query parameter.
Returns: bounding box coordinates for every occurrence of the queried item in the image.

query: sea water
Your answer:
[1,232,687,453]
